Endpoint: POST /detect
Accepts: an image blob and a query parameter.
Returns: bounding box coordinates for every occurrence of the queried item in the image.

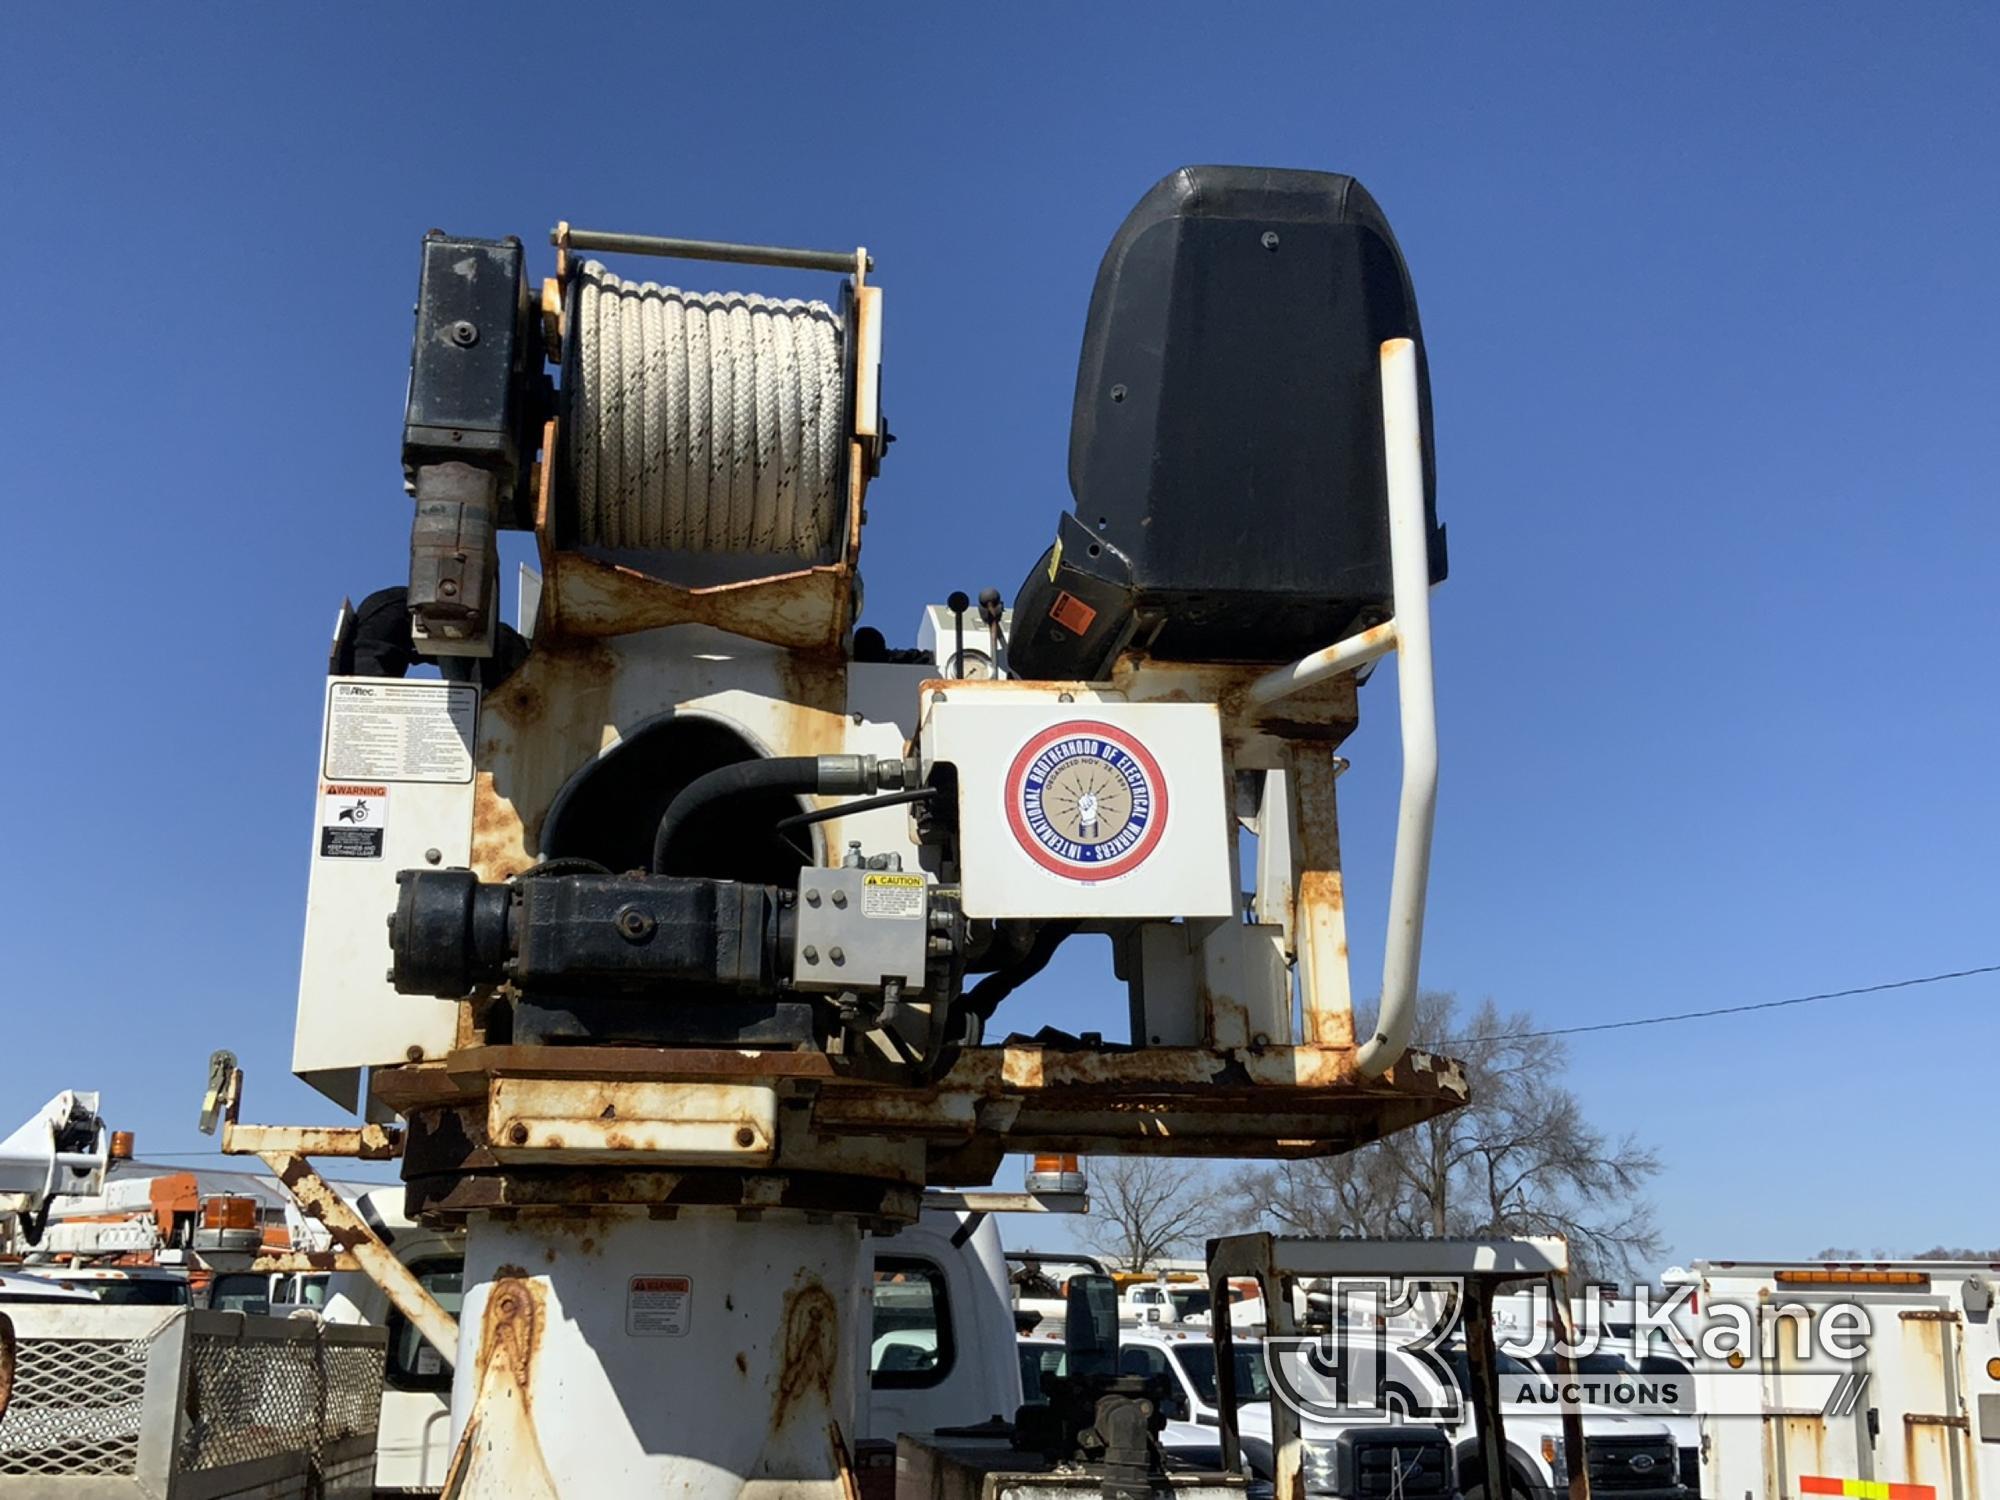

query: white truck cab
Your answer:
[1113,1326,1458,1500]
[1092,1319,1683,1500]
[305,1188,466,1494]
[863,1208,1023,1442]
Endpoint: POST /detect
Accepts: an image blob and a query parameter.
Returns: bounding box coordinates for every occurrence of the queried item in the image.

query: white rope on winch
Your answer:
[567,260,847,558]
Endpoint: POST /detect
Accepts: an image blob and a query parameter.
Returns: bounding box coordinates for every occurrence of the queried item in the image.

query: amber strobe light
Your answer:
[1773,1269,1929,1287]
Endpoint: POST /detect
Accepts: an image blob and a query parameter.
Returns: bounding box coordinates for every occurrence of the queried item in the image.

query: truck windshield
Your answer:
[86,1279,189,1307]
[208,1273,273,1314]
[1169,1289,1212,1319]
[1446,1344,1541,1394]
[1172,1342,1271,1407]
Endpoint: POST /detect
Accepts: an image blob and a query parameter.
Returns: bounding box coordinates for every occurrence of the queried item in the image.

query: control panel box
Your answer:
[293,677,477,1106]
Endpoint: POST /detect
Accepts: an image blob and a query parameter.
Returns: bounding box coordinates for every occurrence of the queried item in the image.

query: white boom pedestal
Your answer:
[449,1208,866,1500]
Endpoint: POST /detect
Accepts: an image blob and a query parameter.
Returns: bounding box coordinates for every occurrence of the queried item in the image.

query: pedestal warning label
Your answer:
[627,1275,692,1337]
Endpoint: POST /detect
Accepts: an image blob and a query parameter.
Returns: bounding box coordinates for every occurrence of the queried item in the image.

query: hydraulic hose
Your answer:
[651,757,821,874]
[964,921,1076,1020]
[651,753,897,874]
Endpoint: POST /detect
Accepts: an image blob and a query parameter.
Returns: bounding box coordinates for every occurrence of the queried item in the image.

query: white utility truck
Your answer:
[1687,1260,1999,1500]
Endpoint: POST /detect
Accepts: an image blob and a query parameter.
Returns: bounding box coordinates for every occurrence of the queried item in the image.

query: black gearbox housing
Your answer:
[390,869,794,1001]
[401,233,542,528]
[1011,165,1446,677]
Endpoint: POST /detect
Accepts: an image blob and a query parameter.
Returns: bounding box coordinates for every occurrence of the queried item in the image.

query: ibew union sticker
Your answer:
[1004,720,1169,881]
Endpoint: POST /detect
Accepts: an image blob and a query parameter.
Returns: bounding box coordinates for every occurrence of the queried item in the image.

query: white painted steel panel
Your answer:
[922,696,1233,920]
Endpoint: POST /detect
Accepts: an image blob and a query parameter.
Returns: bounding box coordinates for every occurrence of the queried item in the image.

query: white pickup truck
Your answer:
[1047,1322,1686,1500]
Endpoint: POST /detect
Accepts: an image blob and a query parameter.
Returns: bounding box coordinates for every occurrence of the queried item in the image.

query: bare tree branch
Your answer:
[1233,991,1665,1278]
[1079,1156,1227,1271]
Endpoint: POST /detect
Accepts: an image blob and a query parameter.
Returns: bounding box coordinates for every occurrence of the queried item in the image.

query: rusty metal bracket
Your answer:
[922,1189,1088,1215]
[249,1250,363,1274]
[258,1151,458,1369]
[196,1059,448,1362]
[205,1059,404,1160]
[225,1121,403,1159]
[0,1311,14,1427]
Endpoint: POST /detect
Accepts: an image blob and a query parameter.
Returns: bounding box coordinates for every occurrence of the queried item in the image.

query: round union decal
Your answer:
[1004,719,1169,881]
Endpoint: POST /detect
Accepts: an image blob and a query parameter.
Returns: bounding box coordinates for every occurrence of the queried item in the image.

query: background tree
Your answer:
[1817,1245,2000,1259]
[1080,1155,1225,1271]
[1236,991,1664,1277]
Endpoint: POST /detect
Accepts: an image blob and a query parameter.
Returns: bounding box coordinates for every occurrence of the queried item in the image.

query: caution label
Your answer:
[1049,589,1098,634]
[862,872,926,920]
[627,1275,692,1337]
[319,785,387,859]
[323,681,477,784]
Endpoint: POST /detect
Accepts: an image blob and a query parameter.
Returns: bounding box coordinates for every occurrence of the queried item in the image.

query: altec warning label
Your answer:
[323,680,477,784]
[319,785,387,859]
[627,1275,692,1337]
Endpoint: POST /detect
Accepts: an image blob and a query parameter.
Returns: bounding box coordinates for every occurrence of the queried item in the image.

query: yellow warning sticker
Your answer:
[862,872,925,920]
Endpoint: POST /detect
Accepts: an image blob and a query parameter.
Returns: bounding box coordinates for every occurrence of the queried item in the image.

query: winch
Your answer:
[256,164,1469,1500]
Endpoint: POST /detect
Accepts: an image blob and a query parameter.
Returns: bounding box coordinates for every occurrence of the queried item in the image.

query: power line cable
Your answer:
[1444,963,2000,1045]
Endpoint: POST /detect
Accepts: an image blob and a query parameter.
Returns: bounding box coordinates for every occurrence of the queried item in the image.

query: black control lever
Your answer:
[978,587,1007,677]
[947,590,970,678]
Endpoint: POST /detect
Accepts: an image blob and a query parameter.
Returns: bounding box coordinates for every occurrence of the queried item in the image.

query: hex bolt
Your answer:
[829,947,845,966]
[830,889,847,908]
[734,1127,757,1149]
[439,578,459,597]
[424,847,442,865]
[405,1045,425,1062]
[805,889,822,907]
[614,906,656,942]
[803,945,820,964]
[508,1124,529,1145]
[449,320,479,346]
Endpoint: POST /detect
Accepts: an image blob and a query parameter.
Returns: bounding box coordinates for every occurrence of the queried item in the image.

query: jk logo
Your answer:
[1265,1278,1466,1423]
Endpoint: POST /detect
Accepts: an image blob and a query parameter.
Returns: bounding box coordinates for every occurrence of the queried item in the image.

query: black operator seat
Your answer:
[1009,165,1446,679]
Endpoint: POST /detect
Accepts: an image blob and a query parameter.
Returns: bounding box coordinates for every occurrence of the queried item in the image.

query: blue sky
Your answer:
[3,6,1993,1265]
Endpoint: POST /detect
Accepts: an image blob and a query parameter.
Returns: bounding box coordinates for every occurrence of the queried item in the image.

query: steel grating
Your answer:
[0,1335,150,1476]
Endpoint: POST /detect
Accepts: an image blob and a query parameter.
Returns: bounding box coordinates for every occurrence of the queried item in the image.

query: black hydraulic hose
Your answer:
[964,921,1076,1020]
[517,857,613,879]
[773,786,936,833]
[651,757,822,874]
